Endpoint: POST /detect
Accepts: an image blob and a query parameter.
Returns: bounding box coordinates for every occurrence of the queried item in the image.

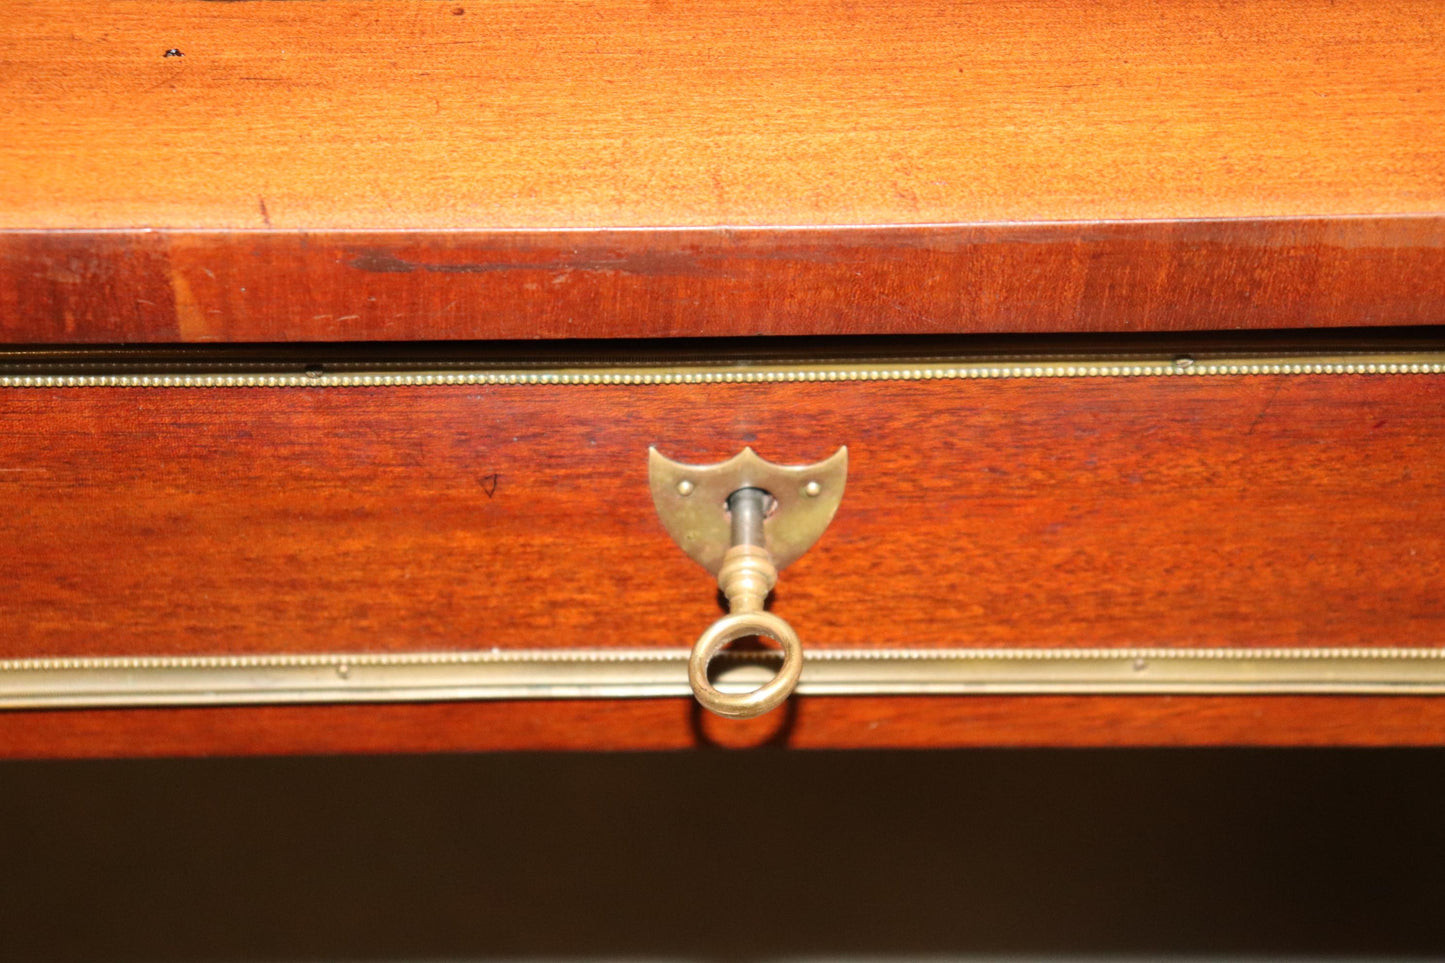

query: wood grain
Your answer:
[4,696,1445,758]
[4,0,1444,753]
[2,375,1442,660]
[3,219,1444,343]
[2,0,1441,341]
[4,372,1445,752]
[1,0,1442,231]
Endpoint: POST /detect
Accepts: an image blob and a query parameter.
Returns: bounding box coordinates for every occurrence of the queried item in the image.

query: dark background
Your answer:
[2,749,1443,961]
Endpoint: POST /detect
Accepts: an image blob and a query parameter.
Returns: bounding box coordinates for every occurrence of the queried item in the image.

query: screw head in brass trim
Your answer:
[676,479,695,496]
[803,480,822,497]
[689,610,803,719]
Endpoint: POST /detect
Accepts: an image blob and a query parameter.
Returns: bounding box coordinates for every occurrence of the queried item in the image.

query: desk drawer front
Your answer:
[2,351,1443,750]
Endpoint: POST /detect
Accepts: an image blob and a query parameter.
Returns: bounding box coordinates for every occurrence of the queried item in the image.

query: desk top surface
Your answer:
[3,0,1442,231]
[1,0,1441,342]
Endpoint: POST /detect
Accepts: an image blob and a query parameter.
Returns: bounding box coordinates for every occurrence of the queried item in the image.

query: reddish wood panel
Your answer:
[2,0,1442,343]
[0,233,176,342]
[3,220,1444,343]
[4,696,1445,758]
[2,0,1441,231]
[1,375,1442,661]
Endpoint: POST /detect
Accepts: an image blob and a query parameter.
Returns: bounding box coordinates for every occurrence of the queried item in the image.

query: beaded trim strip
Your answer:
[1,354,1443,388]
[7,647,1445,673]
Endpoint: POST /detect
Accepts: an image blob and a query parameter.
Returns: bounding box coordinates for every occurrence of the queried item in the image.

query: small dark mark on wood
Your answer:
[453,6,465,13]
[479,473,500,498]
[1244,378,1287,436]
[258,196,272,229]
[164,48,184,58]
[350,252,417,274]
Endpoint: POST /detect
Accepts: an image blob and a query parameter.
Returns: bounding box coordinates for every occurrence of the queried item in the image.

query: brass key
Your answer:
[648,447,848,718]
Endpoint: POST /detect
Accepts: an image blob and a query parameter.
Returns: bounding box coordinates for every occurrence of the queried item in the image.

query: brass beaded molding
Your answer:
[6,647,1445,674]
[1,353,1444,388]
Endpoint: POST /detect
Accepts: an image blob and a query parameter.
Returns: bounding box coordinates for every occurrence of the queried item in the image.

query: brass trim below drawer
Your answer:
[4,648,1445,709]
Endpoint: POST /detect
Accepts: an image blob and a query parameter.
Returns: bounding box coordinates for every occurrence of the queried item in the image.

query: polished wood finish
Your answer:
[3,375,1442,663]
[4,696,1445,758]
[5,220,1445,343]
[4,0,1444,754]
[4,0,1441,230]
[2,0,1443,343]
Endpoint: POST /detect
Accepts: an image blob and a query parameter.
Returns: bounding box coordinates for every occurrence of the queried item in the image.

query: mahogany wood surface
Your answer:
[2,375,1442,661]
[2,0,1443,342]
[5,220,1445,343]
[4,0,1445,752]
[5,0,1442,231]
[5,696,1445,758]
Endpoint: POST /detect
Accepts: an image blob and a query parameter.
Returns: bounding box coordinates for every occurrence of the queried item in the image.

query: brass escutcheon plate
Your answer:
[647,446,848,574]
